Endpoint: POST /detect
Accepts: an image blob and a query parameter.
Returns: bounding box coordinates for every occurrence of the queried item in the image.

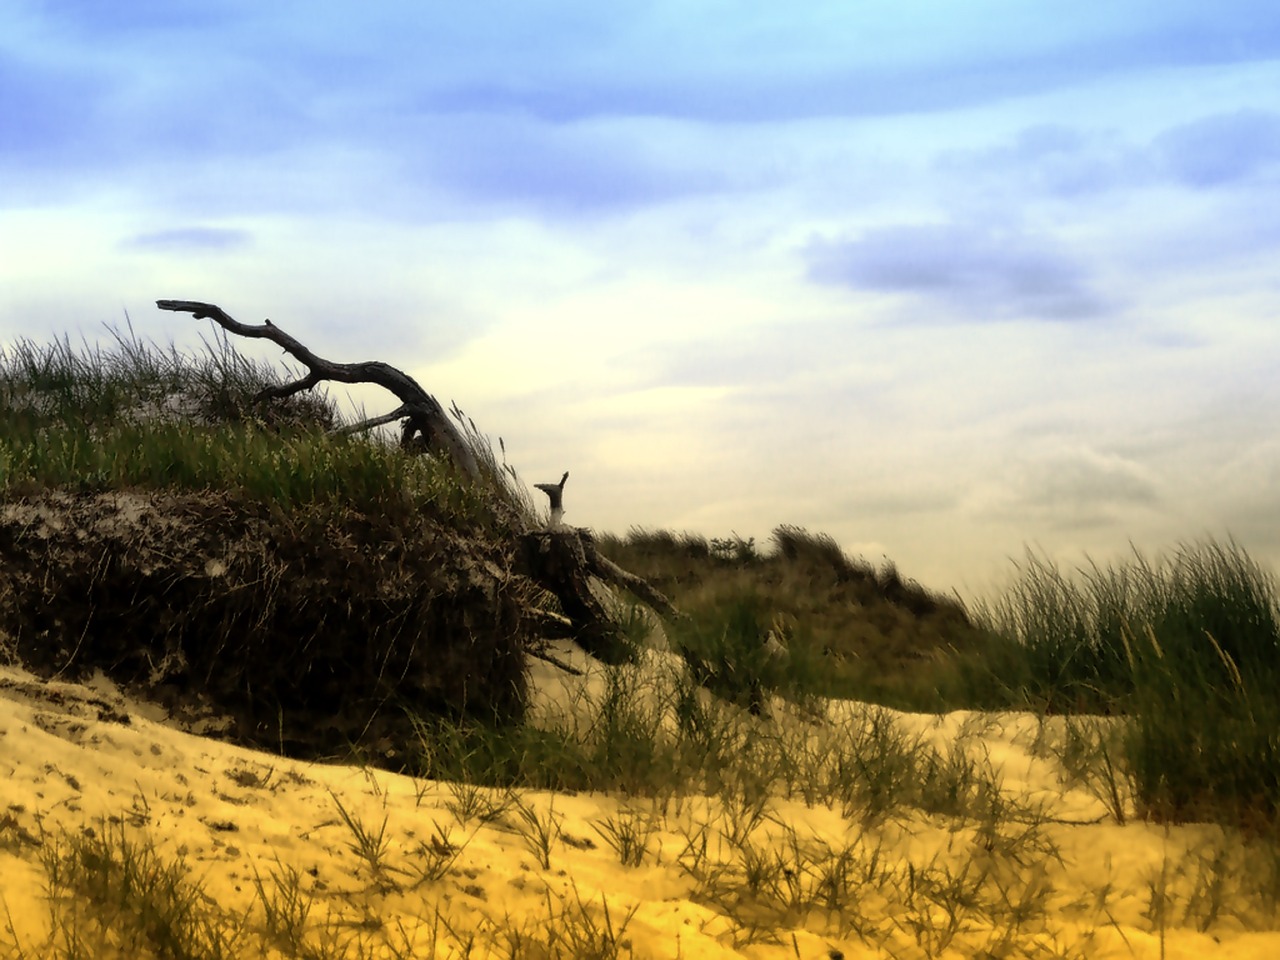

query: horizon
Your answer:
[3,2,1279,597]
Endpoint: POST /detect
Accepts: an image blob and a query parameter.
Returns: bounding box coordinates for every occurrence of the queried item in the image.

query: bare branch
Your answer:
[527,648,585,676]
[156,300,480,478]
[332,405,410,436]
[587,549,681,620]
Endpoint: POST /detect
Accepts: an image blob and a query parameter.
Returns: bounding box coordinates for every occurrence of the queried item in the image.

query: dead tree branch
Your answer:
[156,300,479,479]
[331,405,410,436]
[520,527,681,662]
[589,550,681,620]
[158,299,682,666]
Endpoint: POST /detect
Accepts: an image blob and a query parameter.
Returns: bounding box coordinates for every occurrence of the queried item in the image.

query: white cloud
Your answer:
[121,228,252,252]
[804,223,1108,322]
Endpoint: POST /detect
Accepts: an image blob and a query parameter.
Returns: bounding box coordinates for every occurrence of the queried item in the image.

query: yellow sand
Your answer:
[1,654,1278,959]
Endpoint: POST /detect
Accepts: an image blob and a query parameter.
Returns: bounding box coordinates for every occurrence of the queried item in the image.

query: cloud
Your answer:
[987,448,1161,529]
[121,228,252,252]
[934,109,1280,206]
[403,115,725,216]
[7,0,1280,231]
[844,486,962,517]
[934,124,1153,198]
[628,319,848,392]
[1154,109,1280,187]
[0,53,101,165]
[396,2,1280,123]
[20,0,242,34]
[804,223,1107,321]
[12,2,1280,150]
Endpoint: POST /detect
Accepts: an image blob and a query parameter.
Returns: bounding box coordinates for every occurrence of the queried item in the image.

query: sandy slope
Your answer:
[1,650,1278,959]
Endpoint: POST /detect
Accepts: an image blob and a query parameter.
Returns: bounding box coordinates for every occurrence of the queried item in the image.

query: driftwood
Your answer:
[520,527,679,663]
[534,471,569,527]
[156,300,480,479]
[156,299,680,664]
[526,472,680,661]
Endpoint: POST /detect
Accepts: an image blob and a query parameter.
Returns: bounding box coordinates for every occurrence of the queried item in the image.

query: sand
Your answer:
[2,646,1278,959]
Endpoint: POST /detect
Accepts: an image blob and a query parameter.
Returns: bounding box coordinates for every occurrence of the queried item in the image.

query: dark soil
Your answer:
[0,489,538,762]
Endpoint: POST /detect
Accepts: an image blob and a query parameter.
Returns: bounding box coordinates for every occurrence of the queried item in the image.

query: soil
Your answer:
[0,489,539,764]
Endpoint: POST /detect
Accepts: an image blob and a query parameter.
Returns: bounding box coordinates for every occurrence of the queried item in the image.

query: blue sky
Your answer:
[3,1,1280,595]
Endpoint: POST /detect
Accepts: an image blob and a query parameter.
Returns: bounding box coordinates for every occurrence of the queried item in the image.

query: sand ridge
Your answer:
[2,659,1278,958]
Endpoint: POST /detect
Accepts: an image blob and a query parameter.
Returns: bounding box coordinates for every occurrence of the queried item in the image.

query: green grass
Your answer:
[405,649,1036,836]
[666,595,816,714]
[589,530,1280,833]
[30,819,243,960]
[5,323,1280,954]
[3,816,636,959]
[3,418,471,513]
[0,325,533,532]
[0,324,332,432]
[597,525,995,712]
[973,539,1280,830]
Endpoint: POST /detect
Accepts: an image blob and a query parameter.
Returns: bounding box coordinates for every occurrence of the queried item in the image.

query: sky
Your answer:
[3,1,1279,598]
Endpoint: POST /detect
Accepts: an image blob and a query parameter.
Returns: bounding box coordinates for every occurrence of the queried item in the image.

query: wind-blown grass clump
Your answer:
[666,595,821,715]
[976,539,1280,829]
[598,525,989,711]
[0,324,333,431]
[0,327,529,531]
[0,325,540,757]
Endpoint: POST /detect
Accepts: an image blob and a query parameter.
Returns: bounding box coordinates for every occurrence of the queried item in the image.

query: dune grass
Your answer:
[4,325,1280,953]
[973,539,1280,831]
[599,524,1280,832]
[0,325,533,531]
[596,525,996,712]
[6,677,1280,959]
[5,814,638,959]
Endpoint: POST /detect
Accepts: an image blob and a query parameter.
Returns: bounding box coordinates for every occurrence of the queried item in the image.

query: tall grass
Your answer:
[1,324,332,430]
[406,649,1025,832]
[667,595,822,714]
[2,418,465,510]
[597,525,989,712]
[0,325,533,530]
[6,324,1278,832]
[974,539,1280,828]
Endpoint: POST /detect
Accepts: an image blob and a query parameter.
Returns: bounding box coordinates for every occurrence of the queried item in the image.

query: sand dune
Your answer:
[2,651,1278,959]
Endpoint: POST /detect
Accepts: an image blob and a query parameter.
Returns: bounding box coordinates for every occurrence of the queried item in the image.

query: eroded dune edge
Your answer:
[2,645,1278,960]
